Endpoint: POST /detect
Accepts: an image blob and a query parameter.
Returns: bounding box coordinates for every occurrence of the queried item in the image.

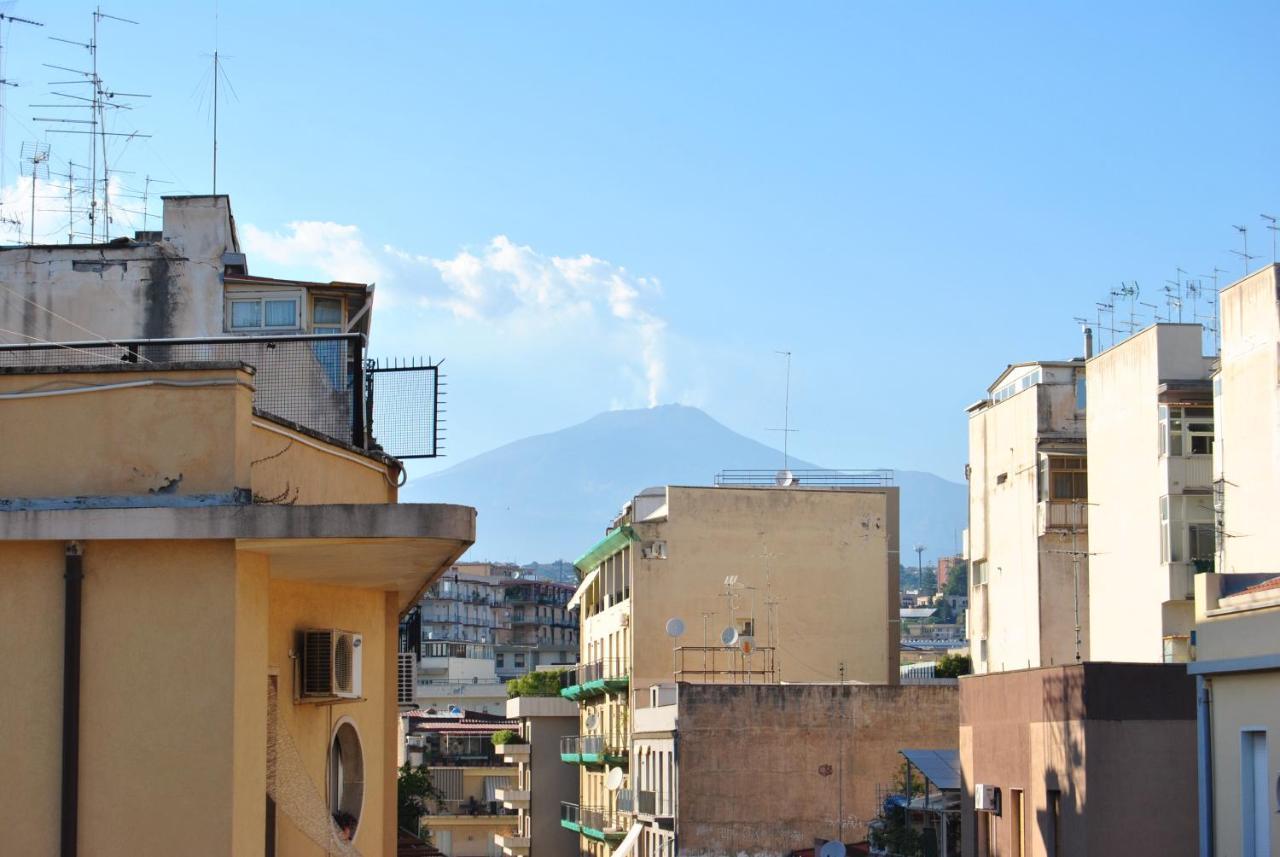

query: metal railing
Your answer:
[0,333,444,458]
[560,659,628,689]
[714,468,894,487]
[580,806,620,833]
[1037,499,1088,533]
[616,788,634,813]
[673,645,777,684]
[561,801,580,825]
[637,790,672,817]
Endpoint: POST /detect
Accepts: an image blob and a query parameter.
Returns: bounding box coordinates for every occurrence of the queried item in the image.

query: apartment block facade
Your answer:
[561,482,901,856]
[1086,323,1215,663]
[966,361,1089,674]
[499,695,580,856]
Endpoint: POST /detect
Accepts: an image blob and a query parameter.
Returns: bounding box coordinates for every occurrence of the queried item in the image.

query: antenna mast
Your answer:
[0,11,43,215]
[1262,214,1278,265]
[767,350,797,471]
[20,140,50,244]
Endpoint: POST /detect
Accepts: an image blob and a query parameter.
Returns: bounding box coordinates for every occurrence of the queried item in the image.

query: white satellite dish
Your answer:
[720,626,739,646]
[585,712,599,730]
[665,617,686,638]
[448,705,461,716]
[775,469,797,486]
[818,841,846,857]
[604,767,625,791]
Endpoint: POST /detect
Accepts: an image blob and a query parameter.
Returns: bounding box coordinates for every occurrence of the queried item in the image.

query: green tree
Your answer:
[397,762,444,837]
[935,654,972,678]
[506,668,565,698]
[944,561,968,597]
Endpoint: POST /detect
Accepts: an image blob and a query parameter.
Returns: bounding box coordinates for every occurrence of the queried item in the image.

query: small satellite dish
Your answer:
[665,617,686,638]
[585,712,599,730]
[605,767,625,791]
[448,705,461,716]
[819,841,846,857]
[512,570,521,579]
[720,626,739,647]
[775,469,797,487]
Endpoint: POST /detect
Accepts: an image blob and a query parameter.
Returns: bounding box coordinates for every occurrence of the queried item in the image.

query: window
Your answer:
[514,653,526,668]
[1010,788,1025,857]
[328,721,364,842]
[1161,495,1216,564]
[495,653,505,668]
[225,290,303,332]
[1075,373,1087,411]
[1160,405,1214,457]
[1045,456,1088,501]
[1242,730,1270,857]
[973,561,988,586]
[313,297,344,330]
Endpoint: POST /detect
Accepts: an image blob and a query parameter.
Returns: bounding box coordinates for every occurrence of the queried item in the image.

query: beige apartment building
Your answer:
[966,360,1089,674]
[560,480,901,856]
[499,694,580,856]
[1085,324,1215,663]
[1185,263,1280,857]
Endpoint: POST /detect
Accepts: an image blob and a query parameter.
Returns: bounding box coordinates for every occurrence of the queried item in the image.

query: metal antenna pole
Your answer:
[1262,214,1278,265]
[767,350,797,471]
[1232,225,1252,276]
[212,50,218,193]
[0,12,43,208]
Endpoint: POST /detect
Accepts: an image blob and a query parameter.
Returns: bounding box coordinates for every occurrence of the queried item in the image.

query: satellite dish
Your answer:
[775,469,797,486]
[605,767,625,791]
[585,712,599,730]
[448,705,461,716]
[665,617,686,638]
[819,842,846,857]
[720,626,739,647]
[512,571,521,579]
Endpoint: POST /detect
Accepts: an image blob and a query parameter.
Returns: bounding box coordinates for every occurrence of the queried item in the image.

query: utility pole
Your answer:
[915,543,926,592]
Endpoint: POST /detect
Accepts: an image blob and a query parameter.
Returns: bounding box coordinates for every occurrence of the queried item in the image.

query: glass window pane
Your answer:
[264,299,297,327]
[314,298,343,325]
[230,300,261,328]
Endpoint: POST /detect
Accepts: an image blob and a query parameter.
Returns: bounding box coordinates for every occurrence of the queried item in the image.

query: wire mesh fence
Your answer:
[368,358,442,459]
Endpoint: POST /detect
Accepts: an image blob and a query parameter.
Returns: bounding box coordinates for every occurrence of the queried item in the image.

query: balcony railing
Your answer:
[579,807,625,840]
[0,333,444,458]
[559,659,629,699]
[672,645,777,684]
[560,801,581,831]
[560,735,627,766]
[1037,499,1088,534]
[616,788,634,813]
[637,789,672,818]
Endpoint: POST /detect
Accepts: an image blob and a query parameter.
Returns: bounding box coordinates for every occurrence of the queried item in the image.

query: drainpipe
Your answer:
[61,542,84,857]
[1196,675,1214,857]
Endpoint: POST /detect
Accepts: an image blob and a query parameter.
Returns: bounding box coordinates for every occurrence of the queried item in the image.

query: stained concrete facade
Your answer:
[959,663,1197,857]
[502,695,579,855]
[1085,324,1214,663]
[0,361,475,857]
[633,682,959,856]
[966,361,1089,674]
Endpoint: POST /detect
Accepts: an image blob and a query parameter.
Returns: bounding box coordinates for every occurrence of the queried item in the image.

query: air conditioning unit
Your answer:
[974,784,1001,815]
[300,629,363,700]
[397,651,416,706]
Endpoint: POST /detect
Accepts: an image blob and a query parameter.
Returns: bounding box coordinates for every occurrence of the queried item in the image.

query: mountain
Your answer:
[401,404,966,564]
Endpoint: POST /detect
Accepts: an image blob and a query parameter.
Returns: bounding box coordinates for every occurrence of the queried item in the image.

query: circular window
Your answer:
[329,721,364,842]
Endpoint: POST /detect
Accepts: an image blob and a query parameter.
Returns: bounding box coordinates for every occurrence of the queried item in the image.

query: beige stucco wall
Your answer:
[1217,265,1280,575]
[632,485,899,688]
[967,372,1087,674]
[1086,324,1210,662]
[250,420,398,505]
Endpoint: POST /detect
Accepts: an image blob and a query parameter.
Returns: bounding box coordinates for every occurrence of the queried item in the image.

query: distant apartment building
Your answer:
[936,553,963,591]
[1185,264,1280,857]
[965,360,1089,674]
[404,710,520,857]
[498,694,580,856]
[407,564,577,716]
[560,479,902,856]
[960,663,1198,857]
[0,195,474,856]
[1085,323,1215,663]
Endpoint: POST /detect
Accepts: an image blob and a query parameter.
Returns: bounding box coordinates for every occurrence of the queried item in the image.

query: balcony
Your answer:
[1167,455,1214,492]
[560,801,581,833]
[560,735,627,767]
[494,787,530,809]
[580,807,627,842]
[0,333,442,458]
[637,789,673,819]
[616,788,634,814]
[1037,499,1087,534]
[495,742,530,763]
[494,832,531,855]
[559,659,629,700]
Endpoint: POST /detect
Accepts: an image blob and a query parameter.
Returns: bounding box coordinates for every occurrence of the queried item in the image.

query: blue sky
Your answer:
[3,2,1279,480]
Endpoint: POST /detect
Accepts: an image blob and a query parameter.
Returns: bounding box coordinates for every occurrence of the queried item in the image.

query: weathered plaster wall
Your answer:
[675,683,959,855]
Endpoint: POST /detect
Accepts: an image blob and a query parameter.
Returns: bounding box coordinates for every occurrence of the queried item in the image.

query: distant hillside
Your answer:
[402,404,965,564]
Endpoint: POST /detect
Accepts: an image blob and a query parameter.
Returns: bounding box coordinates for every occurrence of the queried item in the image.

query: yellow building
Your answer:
[1084,323,1215,663]
[560,480,900,856]
[0,197,474,857]
[965,360,1089,674]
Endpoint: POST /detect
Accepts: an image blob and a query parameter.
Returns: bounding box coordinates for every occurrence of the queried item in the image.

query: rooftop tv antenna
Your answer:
[767,350,797,473]
[1231,225,1255,276]
[1113,282,1139,336]
[20,140,49,243]
[1199,267,1227,355]
[1140,301,1162,325]
[1094,300,1118,351]
[140,173,172,232]
[1262,214,1278,265]
[0,10,43,214]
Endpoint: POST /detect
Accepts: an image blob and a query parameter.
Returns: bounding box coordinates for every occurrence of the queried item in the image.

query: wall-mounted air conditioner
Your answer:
[974,783,1001,815]
[299,629,363,700]
[641,541,668,560]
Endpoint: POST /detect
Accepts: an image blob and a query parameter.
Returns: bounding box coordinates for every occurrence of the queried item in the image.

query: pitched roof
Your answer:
[1240,576,1280,595]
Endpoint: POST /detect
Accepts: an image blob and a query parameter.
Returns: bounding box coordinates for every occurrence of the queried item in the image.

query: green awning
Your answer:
[573,525,637,573]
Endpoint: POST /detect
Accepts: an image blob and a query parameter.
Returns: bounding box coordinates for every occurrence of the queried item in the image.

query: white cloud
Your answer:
[242,223,668,407]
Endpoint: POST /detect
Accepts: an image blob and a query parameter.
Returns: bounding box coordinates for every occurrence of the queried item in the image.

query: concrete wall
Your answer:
[0,196,233,341]
[959,663,1197,857]
[673,683,959,855]
[1216,265,1280,575]
[967,370,1087,674]
[1086,324,1210,662]
[510,697,579,856]
[633,485,900,688]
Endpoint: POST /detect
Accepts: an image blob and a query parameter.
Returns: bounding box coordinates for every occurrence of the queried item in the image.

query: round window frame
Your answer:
[328,716,366,845]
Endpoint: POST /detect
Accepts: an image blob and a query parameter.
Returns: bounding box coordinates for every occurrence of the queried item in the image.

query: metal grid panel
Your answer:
[369,360,442,459]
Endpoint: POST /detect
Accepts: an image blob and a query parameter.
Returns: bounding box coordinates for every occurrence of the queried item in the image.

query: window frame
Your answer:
[224,288,305,333]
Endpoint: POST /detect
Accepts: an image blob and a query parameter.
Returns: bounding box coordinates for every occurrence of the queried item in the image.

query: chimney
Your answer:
[1083,326,1094,359]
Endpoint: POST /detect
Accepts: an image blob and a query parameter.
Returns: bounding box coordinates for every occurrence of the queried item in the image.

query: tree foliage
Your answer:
[506,668,564,698]
[944,560,969,597]
[490,729,524,746]
[397,762,444,837]
[935,653,972,678]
